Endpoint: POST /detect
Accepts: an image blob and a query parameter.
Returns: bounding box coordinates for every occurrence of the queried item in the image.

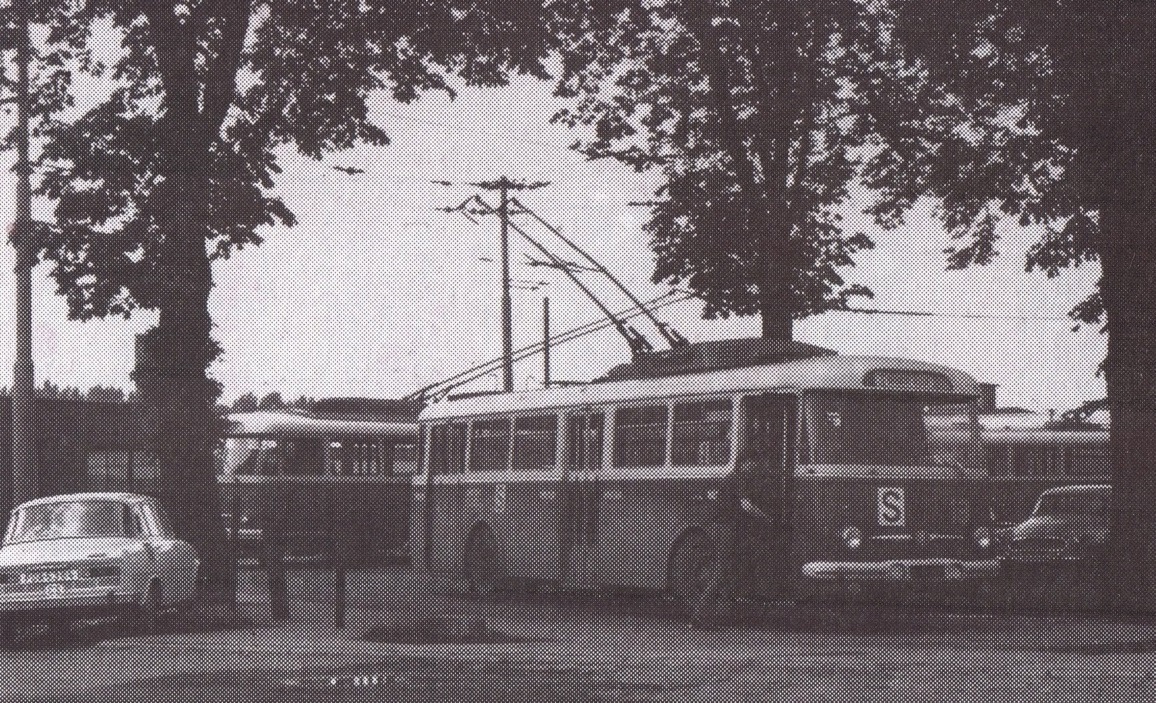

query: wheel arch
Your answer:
[462,520,501,572]
[665,525,715,593]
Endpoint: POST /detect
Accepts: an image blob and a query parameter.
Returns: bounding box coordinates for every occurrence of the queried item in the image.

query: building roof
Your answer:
[421,355,981,421]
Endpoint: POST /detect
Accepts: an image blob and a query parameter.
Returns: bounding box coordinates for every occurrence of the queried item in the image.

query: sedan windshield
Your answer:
[4,501,127,544]
[803,392,977,468]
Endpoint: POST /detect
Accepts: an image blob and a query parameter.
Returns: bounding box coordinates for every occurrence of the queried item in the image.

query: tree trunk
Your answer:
[760,301,793,340]
[133,240,226,592]
[1099,3,1156,613]
[131,22,227,590]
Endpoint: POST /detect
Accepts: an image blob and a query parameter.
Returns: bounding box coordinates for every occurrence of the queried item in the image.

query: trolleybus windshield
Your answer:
[802,392,977,469]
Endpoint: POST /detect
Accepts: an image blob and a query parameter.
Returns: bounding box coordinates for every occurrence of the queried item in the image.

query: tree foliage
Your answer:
[11,0,551,320]
[862,0,1106,314]
[0,0,552,584]
[231,392,259,412]
[865,0,1156,610]
[257,392,284,410]
[551,0,893,337]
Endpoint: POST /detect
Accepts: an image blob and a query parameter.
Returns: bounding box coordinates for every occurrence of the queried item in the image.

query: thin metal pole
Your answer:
[542,297,550,388]
[11,0,35,505]
[230,475,240,618]
[499,177,513,393]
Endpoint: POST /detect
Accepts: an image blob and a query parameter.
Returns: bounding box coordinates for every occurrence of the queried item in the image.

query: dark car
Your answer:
[998,484,1110,573]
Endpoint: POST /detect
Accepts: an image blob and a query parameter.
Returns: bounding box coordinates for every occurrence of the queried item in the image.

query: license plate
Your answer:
[19,569,82,585]
[910,564,945,579]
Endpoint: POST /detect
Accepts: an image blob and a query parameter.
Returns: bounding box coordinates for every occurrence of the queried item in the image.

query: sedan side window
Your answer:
[124,505,144,537]
[149,505,176,538]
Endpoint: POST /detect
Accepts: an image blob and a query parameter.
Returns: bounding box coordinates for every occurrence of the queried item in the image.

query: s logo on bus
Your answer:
[878,487,906,527]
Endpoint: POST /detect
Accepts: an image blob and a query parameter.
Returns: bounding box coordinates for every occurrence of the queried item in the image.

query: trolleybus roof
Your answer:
[421,354,981,421]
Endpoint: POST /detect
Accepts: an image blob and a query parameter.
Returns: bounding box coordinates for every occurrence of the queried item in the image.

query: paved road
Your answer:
[3,567,1156,701]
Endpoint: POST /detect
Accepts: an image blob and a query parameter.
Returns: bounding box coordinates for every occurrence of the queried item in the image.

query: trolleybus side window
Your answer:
[566,413,603,471]
[1011,446,1048,477]
[429,423,467,475]
[985,444,1010,477]
[394,442,419,474]
[671,400,732,466]
[1069,446,1109,477]
[470,418,512,472]
[613,406,669,468]
[512,415,558,472]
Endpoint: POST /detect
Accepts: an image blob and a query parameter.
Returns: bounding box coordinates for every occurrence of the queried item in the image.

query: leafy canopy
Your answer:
[0,0,551,320]
[862,0,1108,323]
[551,0,895,324]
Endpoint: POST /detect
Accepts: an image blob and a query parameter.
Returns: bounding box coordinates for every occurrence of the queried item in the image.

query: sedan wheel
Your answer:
[136,581,162,634]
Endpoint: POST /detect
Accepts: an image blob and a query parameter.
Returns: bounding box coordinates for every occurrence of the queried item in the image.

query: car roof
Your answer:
[1039,484,1111,497]
[14,492,151,509]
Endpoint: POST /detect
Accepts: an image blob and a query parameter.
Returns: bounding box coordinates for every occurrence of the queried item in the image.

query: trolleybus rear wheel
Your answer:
[464,527,505,598]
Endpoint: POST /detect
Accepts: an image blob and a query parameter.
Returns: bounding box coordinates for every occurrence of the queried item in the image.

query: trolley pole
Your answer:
[499,177,513,393]
[11,0,35,506]
[454,177,549,394]
[542,297,550,388]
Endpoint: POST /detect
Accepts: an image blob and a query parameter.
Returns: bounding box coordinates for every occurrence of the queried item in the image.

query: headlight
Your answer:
[973,526,992,550]
[841,526,863,550]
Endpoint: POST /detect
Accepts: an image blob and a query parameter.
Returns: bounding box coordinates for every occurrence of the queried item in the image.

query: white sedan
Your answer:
[0,492,199,640]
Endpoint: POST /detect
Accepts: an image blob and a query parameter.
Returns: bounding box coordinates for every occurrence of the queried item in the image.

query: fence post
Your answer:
[334,538,346,630]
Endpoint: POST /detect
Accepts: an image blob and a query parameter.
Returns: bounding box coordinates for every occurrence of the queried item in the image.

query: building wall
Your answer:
[0,398,154,517]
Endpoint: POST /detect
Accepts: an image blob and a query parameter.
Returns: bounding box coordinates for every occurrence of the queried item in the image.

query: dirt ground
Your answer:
[4,566,1156,701]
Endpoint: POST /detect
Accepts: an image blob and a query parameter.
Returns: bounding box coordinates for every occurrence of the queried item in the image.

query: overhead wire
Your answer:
[406,290,692,401]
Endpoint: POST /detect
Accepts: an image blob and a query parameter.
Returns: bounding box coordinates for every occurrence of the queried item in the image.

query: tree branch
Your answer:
[200,0,253,133]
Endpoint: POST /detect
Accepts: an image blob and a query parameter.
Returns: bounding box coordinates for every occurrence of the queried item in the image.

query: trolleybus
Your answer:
[411,340,995,614]
[983,425,1109,524]
[218,406,418,563]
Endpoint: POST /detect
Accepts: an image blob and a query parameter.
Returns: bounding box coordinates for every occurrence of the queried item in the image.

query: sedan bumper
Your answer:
[801,558,1000,582]
[0,588,137,620]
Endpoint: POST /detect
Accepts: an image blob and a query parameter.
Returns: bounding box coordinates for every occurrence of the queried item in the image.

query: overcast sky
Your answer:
[0,76,1105,412]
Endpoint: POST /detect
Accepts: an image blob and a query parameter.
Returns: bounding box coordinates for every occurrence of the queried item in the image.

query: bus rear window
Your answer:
[614,406,668,468]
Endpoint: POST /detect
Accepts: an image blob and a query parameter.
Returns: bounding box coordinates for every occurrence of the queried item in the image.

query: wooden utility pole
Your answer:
[464,177,549,393]
[11,0,35,505]
[498,177,512,392]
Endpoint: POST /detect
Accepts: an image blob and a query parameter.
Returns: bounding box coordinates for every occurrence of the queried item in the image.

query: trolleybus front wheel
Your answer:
[464,526,506,598]
[668,530,731,627]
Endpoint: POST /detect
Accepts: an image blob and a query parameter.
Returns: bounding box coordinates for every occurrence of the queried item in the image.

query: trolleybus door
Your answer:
[560,412,602,589]
[427,422,467,575]
[738,395,796,589]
